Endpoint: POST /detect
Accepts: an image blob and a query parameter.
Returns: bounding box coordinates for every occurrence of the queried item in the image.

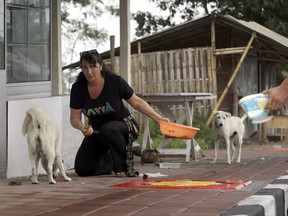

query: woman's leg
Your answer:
[98,121,128,173]
[74,134,109,176]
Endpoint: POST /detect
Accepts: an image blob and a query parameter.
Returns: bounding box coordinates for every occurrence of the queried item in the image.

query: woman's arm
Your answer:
[70,108,93,136]
[126,93,169,124]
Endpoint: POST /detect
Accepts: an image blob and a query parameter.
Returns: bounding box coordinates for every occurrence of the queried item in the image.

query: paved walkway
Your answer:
[1,142,288,216]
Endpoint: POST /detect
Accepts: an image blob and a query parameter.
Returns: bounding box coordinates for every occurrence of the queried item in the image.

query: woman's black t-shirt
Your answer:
[70,74,133,130]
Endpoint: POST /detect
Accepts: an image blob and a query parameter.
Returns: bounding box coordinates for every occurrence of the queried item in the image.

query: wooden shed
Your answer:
[64,14,288,141]
[100,14,288,126]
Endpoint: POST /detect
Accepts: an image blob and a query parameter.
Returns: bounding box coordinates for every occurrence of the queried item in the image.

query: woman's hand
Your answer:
[70,108,94,136]
[157,117,170,124]
[81,125,93,136]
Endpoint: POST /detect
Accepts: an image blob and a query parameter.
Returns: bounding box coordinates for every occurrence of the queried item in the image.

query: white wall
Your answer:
[7,96,82,178]
[0,70,7,178]
[61,96,83,171]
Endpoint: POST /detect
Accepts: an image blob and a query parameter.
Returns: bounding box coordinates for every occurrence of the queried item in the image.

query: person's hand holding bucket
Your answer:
[262,77,288,111]
[239,93,273,124]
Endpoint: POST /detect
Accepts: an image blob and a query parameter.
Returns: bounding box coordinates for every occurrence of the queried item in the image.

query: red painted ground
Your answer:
[110,179,253,190]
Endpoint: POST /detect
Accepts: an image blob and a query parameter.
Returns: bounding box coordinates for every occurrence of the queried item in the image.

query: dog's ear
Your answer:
[213,111,219,115]
[225,112,231,117]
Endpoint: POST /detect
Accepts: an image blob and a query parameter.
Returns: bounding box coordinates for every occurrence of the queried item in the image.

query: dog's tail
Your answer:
[22,107,45,136]
[240,113,247,122]
[22,112,32,136]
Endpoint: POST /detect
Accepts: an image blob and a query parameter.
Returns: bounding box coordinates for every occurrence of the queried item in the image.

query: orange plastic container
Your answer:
[159,121,200,139]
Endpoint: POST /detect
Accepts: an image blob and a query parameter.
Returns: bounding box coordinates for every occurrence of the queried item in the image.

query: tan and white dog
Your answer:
[22,107,71,184]
[211,111,245,164]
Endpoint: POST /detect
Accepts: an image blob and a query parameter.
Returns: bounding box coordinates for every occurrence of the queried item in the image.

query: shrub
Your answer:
[136,112,214,150]
[191,112,214,150]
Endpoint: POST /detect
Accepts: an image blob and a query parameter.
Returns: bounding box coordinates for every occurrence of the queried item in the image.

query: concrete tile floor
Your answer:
[1,142,288,216]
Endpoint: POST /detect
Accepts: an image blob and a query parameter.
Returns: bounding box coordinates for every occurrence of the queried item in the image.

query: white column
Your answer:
[0,0,7,178]
[119,0,131,84]
[51,1,63,95]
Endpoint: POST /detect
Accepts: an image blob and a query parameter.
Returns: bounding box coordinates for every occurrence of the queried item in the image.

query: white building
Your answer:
[0,0,131,178]
[0,1,79,178]
[0,0,132,178]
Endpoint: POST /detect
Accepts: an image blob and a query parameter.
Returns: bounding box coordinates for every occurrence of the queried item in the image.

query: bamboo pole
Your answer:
[205,32,256,126]
[210,19,217,104]
[214,47,246,55]
[137,41,142,92]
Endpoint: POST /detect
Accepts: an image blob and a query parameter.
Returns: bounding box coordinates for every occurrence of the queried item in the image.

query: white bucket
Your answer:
[239,93,273,124]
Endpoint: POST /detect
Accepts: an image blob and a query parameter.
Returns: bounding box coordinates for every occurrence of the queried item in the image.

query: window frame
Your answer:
[0,0,5,69]
[6,0,51,99]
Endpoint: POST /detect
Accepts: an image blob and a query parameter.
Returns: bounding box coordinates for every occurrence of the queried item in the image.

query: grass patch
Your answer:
[136,112,214,150]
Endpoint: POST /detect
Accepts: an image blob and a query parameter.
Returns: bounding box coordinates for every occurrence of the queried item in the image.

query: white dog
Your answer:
[22,107,71,184]
[211,111,245,164]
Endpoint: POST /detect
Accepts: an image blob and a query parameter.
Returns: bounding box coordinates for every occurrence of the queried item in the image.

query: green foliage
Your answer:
[148,120,161,138]
[132,12,174,37]
[162,139,186,149]
[276,64,288,85]
[135,120,164,147]
[136,112,214,150]
[214,0,288,36]
[192,112,214,150]
[132,0,288,37]
[61,0,115,64]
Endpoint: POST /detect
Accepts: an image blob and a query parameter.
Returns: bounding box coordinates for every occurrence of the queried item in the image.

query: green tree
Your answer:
[61,0,118,64]
[132,0,288,37]
[214,0,288,36]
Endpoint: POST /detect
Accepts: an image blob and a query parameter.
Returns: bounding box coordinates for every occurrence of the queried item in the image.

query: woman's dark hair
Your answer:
[75,49,115,83]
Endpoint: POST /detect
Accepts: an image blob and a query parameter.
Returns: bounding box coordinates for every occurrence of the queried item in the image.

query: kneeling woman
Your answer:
[69,49,169,177]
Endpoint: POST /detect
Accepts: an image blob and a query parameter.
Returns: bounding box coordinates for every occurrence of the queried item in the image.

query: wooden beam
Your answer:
[214,47,246,55]
[258,42,288,64]
[249,55,288,63]
[110,35,115,72]
[267,115,288,128]
[206,33,256,126]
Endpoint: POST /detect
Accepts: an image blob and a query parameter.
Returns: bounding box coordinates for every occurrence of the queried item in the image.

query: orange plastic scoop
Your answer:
[159,121,200,139]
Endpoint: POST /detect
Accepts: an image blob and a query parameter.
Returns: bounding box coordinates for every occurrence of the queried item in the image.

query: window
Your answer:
[0,0,4,69]
[6,0,50,83]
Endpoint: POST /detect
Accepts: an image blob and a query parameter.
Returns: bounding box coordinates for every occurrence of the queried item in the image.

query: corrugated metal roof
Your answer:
[100,14,288,61]
[223,15,288,48]
[214,15,288,58]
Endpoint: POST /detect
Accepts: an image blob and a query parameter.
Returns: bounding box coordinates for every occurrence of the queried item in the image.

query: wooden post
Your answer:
[205,33,256,126]
[210,18,217,97]
[137,41,142,93]
[110,35,115,72]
